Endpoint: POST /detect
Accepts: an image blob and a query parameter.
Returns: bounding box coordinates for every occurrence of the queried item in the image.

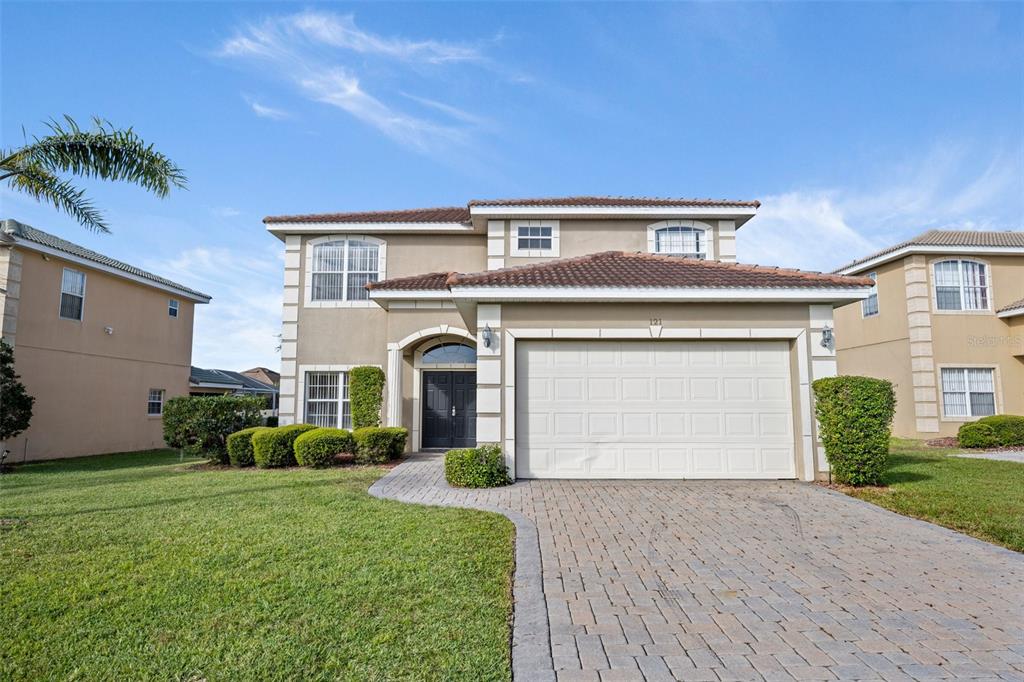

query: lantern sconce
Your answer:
[820,325,834,350]
[482,323,494,349]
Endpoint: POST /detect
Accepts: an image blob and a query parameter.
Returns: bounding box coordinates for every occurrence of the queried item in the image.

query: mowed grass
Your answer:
[0,450,514,681]
[843,439,1024,552]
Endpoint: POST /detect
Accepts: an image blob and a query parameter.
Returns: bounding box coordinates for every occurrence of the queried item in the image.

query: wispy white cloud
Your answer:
[211,206,242,218]
[740,142,1023,272]
[145,246,283,371]
[243,95,291,120]
[214,11,486,152]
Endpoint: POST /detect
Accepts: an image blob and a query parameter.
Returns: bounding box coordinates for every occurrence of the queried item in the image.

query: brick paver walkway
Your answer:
[370,454,1024,681]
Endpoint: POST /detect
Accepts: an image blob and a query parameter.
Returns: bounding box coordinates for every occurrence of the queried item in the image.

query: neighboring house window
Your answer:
[422,343,477,364]
[59,268,86,320]
[168,299,179,318]
[510,220,559,257]
[862,272,879,317]
[304,371,351,428]
[147,389,165,415]
[940,368,996,418]
[934,259,989,311]
[310,239,380,302]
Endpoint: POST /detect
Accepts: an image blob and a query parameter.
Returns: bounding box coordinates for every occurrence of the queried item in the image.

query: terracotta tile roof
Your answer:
[264,206,470,225]
[367,271,453,291]
[467,196,761,208]
[834,229,1024,273]
[997,297,1024,316]
[441,252,872,290]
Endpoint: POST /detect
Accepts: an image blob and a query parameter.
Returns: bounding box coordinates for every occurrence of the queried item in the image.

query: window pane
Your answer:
[862,294,879,316]
[941,368,965,392]
[933,261,961,286]
[969,392,996,416]
[62,269,85,296]
[936,286,961,310]
[60,293,83,320]
[655,227,704,256]
[313,242,345,273]
[966,368,994,393]
[422,343,477,364]
[312,273,345,301]
[347,241,379,272]
[347,273,376,300]
[961,262,988,310]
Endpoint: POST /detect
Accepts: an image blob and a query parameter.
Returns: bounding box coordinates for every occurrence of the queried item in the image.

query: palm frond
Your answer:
[13,116,187,197]
[4,157,108,233]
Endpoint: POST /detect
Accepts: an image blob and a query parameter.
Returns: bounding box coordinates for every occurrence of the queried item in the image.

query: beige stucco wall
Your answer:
[3,248,196,462]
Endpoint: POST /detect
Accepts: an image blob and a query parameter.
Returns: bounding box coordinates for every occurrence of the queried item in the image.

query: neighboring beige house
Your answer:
[0,219,211,462]
[241,366,280,387]
[267,196,872,481]
[833,230,1024,439]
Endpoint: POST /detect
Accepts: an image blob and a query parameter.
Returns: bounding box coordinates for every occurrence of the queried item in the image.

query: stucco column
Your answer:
[386,344,402,427]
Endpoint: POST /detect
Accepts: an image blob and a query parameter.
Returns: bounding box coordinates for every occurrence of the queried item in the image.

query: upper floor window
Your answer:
[934,259,989,311]
[60,268,86,320]
[862,272,879,317]
[511,220,559,257]
[168,299,179,318]
[647,221,711,259]
[310,238,380,302]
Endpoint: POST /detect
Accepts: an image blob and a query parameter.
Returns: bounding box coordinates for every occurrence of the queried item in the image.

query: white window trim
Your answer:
[510,220,560,258]
[168,298,180,318]
[59,267,87,321]
[296,364,382,426]
[861,272,879,318]
[303,235,387,308]
[147,388,165,416]
[646,220,715,260]
[930,257,992,314]
[936,364,1000,422]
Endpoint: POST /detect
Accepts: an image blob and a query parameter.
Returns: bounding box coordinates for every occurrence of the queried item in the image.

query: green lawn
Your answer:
[843,439,1024,552]
[0,451,514,681]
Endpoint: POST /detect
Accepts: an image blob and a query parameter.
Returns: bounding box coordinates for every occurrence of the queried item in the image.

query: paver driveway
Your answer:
[371,454,1024,681]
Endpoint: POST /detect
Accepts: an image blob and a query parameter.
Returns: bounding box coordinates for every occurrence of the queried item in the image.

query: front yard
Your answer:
[842,438,1024,552]
[1,451,514,681]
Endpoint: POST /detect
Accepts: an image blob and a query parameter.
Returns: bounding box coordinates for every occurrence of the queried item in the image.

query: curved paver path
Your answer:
[371,453,1024,681]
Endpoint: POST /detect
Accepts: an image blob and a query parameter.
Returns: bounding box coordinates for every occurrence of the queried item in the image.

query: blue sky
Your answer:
[2,2,1022,370]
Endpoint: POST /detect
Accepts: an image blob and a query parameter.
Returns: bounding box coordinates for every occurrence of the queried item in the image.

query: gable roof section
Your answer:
[834,229,1024,275]
[997,297,1024,319]
[264,206,470,225]
[467,196,760,209]
[447,251,871,290]
[367,271,452,291]
[2,219,211,302]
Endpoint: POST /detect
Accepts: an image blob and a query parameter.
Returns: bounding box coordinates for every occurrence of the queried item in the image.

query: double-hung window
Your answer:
[940,368,996,418]
[60,268,86,320]
[861,273,879,317]
[934,260,989,311]
[310,238,381,303]
[168,299,179,318]
[304,371,351,428]
[653,226,706,259]
[511,220,559,257]
[147,389,165,415]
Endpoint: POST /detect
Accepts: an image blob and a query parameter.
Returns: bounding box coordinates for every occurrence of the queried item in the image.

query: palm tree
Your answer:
[0,116,186,233]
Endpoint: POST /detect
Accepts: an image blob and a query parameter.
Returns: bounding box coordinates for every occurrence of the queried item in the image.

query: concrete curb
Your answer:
[368,456,555,682]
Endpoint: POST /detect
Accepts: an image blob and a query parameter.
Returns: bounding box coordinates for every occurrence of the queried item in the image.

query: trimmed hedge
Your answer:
[445,444,511,488]
[252,424,318,468]
[812,376,896,486]
[294,428,356,467]
[163,395,265,463]
[975,415,1024,447]
[226,426,269,467]
[353,426,408,464]
[350,366,386,429]
[957,422,998,449]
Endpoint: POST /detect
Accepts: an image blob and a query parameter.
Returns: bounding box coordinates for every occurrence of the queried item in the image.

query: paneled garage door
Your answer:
[515,340,796,479]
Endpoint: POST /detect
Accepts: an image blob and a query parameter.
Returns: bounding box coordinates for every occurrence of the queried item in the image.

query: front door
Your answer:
[422,371,477,449]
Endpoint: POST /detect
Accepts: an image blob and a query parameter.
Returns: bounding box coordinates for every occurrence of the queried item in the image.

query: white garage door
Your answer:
[515,340,796,479]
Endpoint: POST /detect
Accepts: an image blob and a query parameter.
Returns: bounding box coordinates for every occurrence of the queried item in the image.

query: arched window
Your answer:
[310,238,380,301]
[934,259,989,311]
[421,343,477,364]
[653,226,706,258]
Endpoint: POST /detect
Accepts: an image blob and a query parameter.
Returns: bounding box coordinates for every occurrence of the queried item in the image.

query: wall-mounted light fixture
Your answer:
[482,323,494,348]
[820,325,834,350]
[104,326,114,335]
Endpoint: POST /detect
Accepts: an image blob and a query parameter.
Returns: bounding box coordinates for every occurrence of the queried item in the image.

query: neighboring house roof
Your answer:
[241,367,281,386]
[833,229,1024,275]
[997,297,1024,319]
[189,367,277,393]
[368,271,453,291]
[263,196,760,226]
[1,219,212,302]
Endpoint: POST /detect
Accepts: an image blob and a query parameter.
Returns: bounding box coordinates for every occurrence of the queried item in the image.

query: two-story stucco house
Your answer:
[267,197,873,481]
[0,219,211,462]
[833,230,1024,439]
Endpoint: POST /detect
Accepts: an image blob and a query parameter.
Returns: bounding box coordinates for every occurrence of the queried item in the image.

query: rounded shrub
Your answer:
[958,422,999,449]
[226,426,269,467]
[445,444,511,488]
[975,415,1024,447]
[252,423,318,468]
[812,376,896,486]
[294,428,356,467]
[353,427,408,464]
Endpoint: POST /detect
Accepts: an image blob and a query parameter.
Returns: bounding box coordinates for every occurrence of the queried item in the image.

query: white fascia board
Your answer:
[368,289,452,300]
[469,206,757,219]
[14,239,212,303]
[836,245,1024,275]
[448,286,871,303]
[266,222,474,236]
[190,381,242,390]
[996,306,1024,319]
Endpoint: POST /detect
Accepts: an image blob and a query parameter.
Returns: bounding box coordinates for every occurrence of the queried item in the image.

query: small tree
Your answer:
[812,376,896,486]
[162,395,264,463]
[349,366,385,429]
[0,340,34,443]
